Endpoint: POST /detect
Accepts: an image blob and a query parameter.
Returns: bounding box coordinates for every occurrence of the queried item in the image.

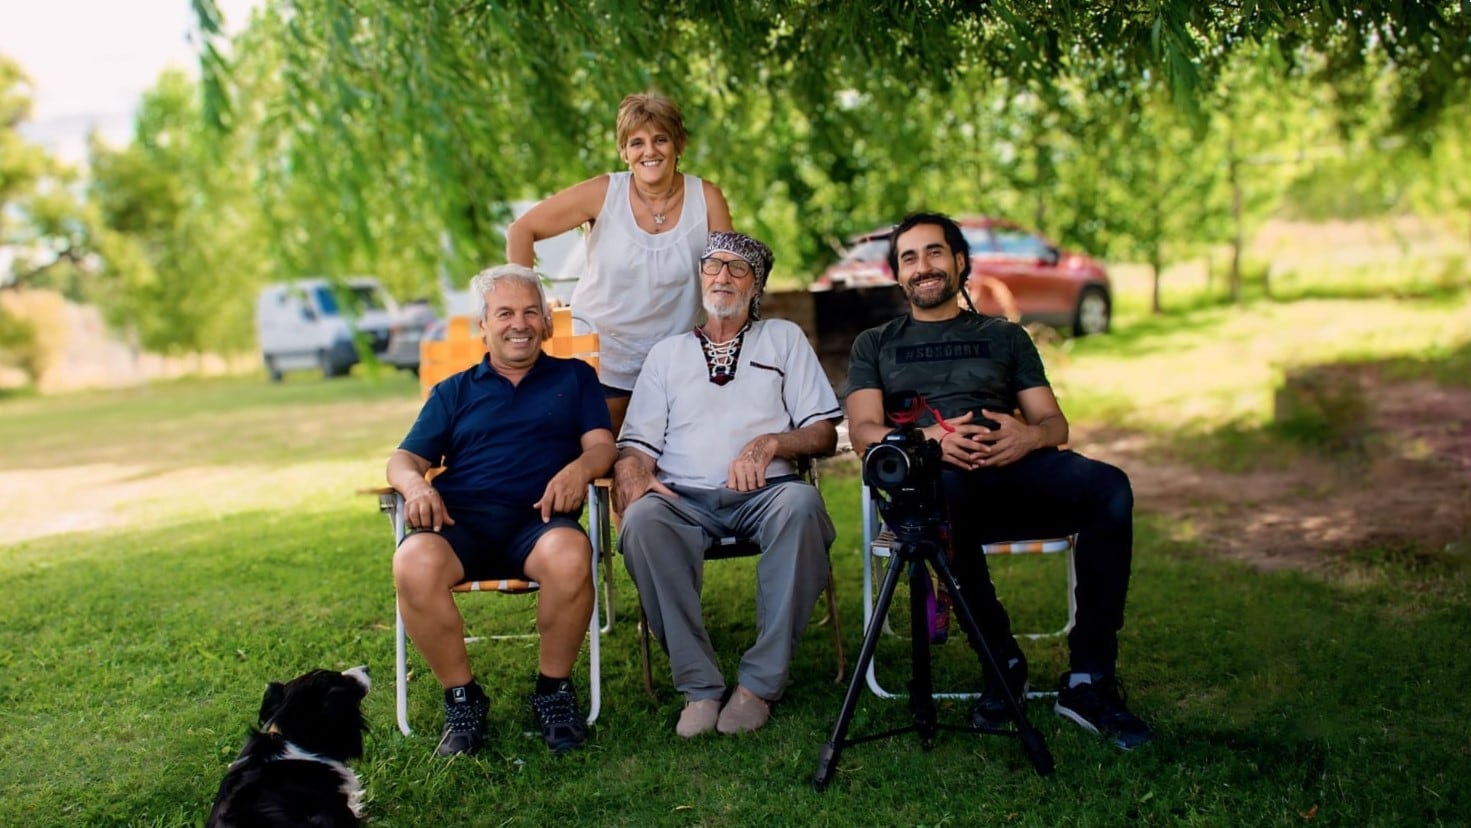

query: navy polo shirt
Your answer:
[398,353,612,510]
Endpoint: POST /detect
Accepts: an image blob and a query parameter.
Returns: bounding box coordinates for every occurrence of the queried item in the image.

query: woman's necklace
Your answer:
[633,179,679,227]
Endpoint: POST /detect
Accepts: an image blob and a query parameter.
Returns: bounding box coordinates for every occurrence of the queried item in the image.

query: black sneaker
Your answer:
[1053,673,1154,750]
[436,684,488,756]
[969,651,1028,729]
[528,680,587,754]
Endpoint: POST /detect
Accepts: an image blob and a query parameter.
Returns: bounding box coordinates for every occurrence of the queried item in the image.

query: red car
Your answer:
[814,216,1112,336]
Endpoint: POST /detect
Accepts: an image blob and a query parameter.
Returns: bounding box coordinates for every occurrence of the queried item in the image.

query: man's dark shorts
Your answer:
[401,503,585,581]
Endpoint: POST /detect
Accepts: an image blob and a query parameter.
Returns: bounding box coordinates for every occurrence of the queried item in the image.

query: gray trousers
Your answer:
[620,479,835,702]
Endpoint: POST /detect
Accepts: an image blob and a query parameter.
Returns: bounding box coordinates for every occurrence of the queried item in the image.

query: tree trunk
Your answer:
[1032,121,1050,231]
[1150,248,1163,315]
[1151,153,1163,315]
[1228,135,1243,304]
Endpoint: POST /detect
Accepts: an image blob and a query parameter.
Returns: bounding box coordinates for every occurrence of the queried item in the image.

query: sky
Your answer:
[1,0,260,164]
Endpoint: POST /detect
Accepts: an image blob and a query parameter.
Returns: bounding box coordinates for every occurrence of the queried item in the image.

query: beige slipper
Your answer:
[716,686,771,734]
[676,698,722,738]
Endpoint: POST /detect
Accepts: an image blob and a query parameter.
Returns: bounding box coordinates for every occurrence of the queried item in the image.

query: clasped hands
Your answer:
[934,410,1038,471]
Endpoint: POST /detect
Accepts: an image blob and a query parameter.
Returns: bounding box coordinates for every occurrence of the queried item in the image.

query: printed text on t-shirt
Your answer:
[894,341,992,363]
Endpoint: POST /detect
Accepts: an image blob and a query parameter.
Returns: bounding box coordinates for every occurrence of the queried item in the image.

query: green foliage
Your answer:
[0,301,39,380]
[1401,101,1471,241]
[0,57,47,211]
[86,69,270,354]
[12,2,1471,359]
[0,288,71,384]
[183,0,1471,295]
[0,56,95,297]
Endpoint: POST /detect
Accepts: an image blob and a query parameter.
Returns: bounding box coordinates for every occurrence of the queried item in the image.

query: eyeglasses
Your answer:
[699,256,754,279]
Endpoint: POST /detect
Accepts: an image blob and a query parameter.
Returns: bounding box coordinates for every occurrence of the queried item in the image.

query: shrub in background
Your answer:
[0,289,66,385]
[1272,363,1372,451]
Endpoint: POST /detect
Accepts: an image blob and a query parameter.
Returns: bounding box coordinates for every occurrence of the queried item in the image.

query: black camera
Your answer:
[864,391,949,536]
[864,390,946,495]
[862,427,941,492]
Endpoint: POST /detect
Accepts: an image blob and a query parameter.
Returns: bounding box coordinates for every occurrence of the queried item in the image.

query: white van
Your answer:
[256,277,397,380]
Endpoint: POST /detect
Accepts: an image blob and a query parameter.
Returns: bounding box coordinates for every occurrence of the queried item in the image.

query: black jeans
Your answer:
[939,448,1134,677]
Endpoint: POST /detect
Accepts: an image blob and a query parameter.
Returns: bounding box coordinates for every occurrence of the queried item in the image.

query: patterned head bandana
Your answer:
[704,230,774,319]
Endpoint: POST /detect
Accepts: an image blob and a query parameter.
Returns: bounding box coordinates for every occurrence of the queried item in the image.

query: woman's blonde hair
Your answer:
[615,92,688,156]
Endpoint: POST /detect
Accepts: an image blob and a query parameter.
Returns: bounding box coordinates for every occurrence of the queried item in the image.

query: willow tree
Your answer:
[87,68,274,353]
[197,0,1468,284]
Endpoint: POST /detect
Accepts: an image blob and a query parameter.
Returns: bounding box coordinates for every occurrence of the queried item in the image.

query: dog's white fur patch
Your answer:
[343,665,371,691]
[277,742,366,819]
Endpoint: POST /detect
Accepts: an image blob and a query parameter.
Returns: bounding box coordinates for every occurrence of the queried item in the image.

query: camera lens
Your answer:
[867,444,910,487]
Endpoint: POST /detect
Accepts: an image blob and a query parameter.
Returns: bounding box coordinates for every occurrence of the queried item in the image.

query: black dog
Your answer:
[208,667,371,827]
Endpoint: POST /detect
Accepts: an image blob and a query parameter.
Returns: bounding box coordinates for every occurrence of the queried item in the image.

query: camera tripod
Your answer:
[812,512,1054,790]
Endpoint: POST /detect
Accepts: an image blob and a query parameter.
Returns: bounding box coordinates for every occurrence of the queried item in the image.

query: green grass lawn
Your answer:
[2,291,1470,826]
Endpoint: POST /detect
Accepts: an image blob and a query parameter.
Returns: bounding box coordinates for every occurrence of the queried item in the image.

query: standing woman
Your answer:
[508,92,733,434]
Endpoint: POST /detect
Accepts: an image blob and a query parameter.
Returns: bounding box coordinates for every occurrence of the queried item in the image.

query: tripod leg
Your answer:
[813,544,907,791]
[930,550,1055,776]
[907,558,936,747]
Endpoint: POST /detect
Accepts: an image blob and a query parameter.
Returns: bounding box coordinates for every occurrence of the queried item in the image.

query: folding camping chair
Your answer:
[371,306,614,735]
[859,481,1076,701]
[633,458,847,700]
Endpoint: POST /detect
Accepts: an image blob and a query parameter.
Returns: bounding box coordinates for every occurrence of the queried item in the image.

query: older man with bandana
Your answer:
[614,230,842,738]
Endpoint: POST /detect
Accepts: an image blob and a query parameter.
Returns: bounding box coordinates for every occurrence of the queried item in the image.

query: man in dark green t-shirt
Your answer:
[846,212,1152,751]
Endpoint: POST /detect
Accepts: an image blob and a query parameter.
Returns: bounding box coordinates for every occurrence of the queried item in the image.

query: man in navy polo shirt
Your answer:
[387,263,616,756]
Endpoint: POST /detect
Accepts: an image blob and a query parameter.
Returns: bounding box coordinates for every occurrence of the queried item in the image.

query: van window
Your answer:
[313,284,388,316]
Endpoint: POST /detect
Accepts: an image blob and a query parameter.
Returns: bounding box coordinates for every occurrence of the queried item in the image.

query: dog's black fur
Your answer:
[207,667,371,828]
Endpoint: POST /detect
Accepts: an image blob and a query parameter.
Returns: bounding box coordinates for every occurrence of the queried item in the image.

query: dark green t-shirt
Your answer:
[845,312,1050,426]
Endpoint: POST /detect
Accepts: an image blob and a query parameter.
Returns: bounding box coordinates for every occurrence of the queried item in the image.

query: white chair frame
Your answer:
[376,485,610,736]
[859,481,1077,702]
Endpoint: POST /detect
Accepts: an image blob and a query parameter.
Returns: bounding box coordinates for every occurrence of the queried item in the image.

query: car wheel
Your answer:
[318,349,339,379]
[1073,287,1110,336]
[265,356,283,383]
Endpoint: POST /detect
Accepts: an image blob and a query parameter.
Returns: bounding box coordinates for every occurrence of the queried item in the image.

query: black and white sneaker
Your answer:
[528,680,587,754]
[1053,673,1153,750]
[437,684,488,756]
[969,652,1029,729]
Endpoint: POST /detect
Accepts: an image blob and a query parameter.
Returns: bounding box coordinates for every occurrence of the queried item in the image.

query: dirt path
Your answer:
[1079,373,1471,572]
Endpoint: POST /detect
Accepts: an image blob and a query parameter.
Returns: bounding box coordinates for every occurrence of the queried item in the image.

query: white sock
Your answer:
[1068,672,1095,688]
